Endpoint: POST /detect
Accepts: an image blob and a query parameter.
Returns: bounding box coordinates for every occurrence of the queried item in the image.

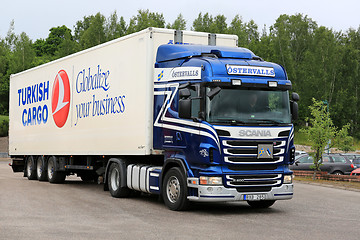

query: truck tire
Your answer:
[26,156,37,180]
[247,200,276,209]
[162,167,190,211]
[36,156,47,181]
[108,162,130,198]
[47,156,66,184]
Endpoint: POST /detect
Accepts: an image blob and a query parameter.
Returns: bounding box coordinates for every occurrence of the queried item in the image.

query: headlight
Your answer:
[284,175,293,184]
[199,176,222,185]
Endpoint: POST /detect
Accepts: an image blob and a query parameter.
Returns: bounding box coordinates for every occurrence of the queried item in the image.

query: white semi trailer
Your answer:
[9,28,297,210]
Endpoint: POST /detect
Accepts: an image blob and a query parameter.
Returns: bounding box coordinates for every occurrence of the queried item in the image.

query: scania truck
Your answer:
[9,28,299,210]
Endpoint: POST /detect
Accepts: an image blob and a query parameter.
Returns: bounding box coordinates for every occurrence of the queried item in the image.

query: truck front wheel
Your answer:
[26,156,37,180]
[162,167,190,211]
[47,156,66,184]
[108,163,130,198]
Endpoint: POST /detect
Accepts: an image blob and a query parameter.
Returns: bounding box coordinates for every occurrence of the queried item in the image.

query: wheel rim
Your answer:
[166,176,180,203]
[37,158,43,177]
[334,172,341,175]
[110,168,119,191]
[48,159,54,179]
[26,158,32,176]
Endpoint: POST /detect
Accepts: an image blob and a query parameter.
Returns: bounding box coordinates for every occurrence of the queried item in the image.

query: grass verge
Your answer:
[294,176,360,191]
[0,115,9,122]
[294,129,360,151]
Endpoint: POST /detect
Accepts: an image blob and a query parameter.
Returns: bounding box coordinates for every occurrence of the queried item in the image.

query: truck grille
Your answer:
[222,140,286,164]
[226,174,282,188]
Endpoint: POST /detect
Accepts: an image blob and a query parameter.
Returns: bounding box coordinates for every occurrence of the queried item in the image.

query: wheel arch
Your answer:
[161,158,189,189]
[104,158,128,191]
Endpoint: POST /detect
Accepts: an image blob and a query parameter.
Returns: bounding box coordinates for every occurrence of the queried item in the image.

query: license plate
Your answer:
[244,194,267,201]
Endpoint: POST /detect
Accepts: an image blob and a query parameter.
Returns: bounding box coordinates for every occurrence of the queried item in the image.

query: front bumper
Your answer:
[187,177,293,202]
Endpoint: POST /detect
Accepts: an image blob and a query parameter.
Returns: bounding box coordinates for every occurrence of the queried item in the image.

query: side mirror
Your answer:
[179,88,192,119]
[179,99,191,119]
[207,87,221,100]
[292,92,299,102]
[295,160,299,166]
[179,88,191,98]
[290,92,299,121]
[291,101,298,121]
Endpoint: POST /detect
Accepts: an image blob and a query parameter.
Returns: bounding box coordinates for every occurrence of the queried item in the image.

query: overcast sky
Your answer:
[1,0,360,40]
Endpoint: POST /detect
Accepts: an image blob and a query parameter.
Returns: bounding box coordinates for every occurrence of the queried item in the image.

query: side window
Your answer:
[190,86,200,118]
[322,156,331,163]
[333,156,346,163]
[299,156,312,163]
[306,156,314,163]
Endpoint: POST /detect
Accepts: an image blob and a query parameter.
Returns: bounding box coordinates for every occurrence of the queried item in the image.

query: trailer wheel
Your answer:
[47,156,66,184]
[247,200,276,209]
[36,156,47,181]
[26,156,37,180]
[108,162,130,198]
[162,167,190,211]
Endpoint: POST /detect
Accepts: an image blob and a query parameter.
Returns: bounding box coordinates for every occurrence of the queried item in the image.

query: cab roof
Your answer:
[156,44,258,63]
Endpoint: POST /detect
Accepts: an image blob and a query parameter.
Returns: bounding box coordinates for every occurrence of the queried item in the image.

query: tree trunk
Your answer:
[312,169,317,180]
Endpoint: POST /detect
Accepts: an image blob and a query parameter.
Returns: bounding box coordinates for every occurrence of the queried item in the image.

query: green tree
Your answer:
[0,21,16,115]
[106,11,127,40]
[32,38,46,56]
[228,15,247,46]
[74,15,93,43]
[192,13,228,33]
[343,27,360,137]
[211,15,227,33]
[251,25,273,61]
[9,32,35,73]
[300,27,342,120]
[5,20,16,50]
[301,98,336,179]
[127,9,165,34]
[74,13,107,49]
[270,14,318,123]
[245,20,259,47]
[45,25,73,56]
[166,14,186,30]
[335,124,355,153]
[80,13,107,49]
[0,37,10,115]
[192,12,213,32]
[55,30,79,58]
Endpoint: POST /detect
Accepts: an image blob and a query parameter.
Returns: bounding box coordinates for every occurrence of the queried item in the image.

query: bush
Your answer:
[0,119,9,137]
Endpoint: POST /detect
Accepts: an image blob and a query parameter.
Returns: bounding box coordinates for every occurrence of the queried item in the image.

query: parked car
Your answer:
[350,168,360,176]
[291,154,356,175]
[295,150,307,156]
[350,158,360,168]
[339,153,360,163]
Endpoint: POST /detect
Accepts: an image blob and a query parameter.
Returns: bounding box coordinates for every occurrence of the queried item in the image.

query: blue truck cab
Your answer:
[153,44,299,210]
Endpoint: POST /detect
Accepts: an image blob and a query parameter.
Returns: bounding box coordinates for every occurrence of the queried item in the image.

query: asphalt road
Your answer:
[1,159,359,240]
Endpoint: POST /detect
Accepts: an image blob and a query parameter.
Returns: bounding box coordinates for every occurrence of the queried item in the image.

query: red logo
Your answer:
[51,70,70,128]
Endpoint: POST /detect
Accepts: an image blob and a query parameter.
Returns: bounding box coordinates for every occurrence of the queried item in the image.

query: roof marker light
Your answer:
[268,81,278,88]
[232,79,242,86]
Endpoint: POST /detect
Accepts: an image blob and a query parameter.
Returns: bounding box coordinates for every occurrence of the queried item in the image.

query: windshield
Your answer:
[206,88,291,124]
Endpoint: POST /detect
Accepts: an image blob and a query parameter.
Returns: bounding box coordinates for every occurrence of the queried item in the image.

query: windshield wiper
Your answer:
[250,119,282,124]
[212,119,246,125]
